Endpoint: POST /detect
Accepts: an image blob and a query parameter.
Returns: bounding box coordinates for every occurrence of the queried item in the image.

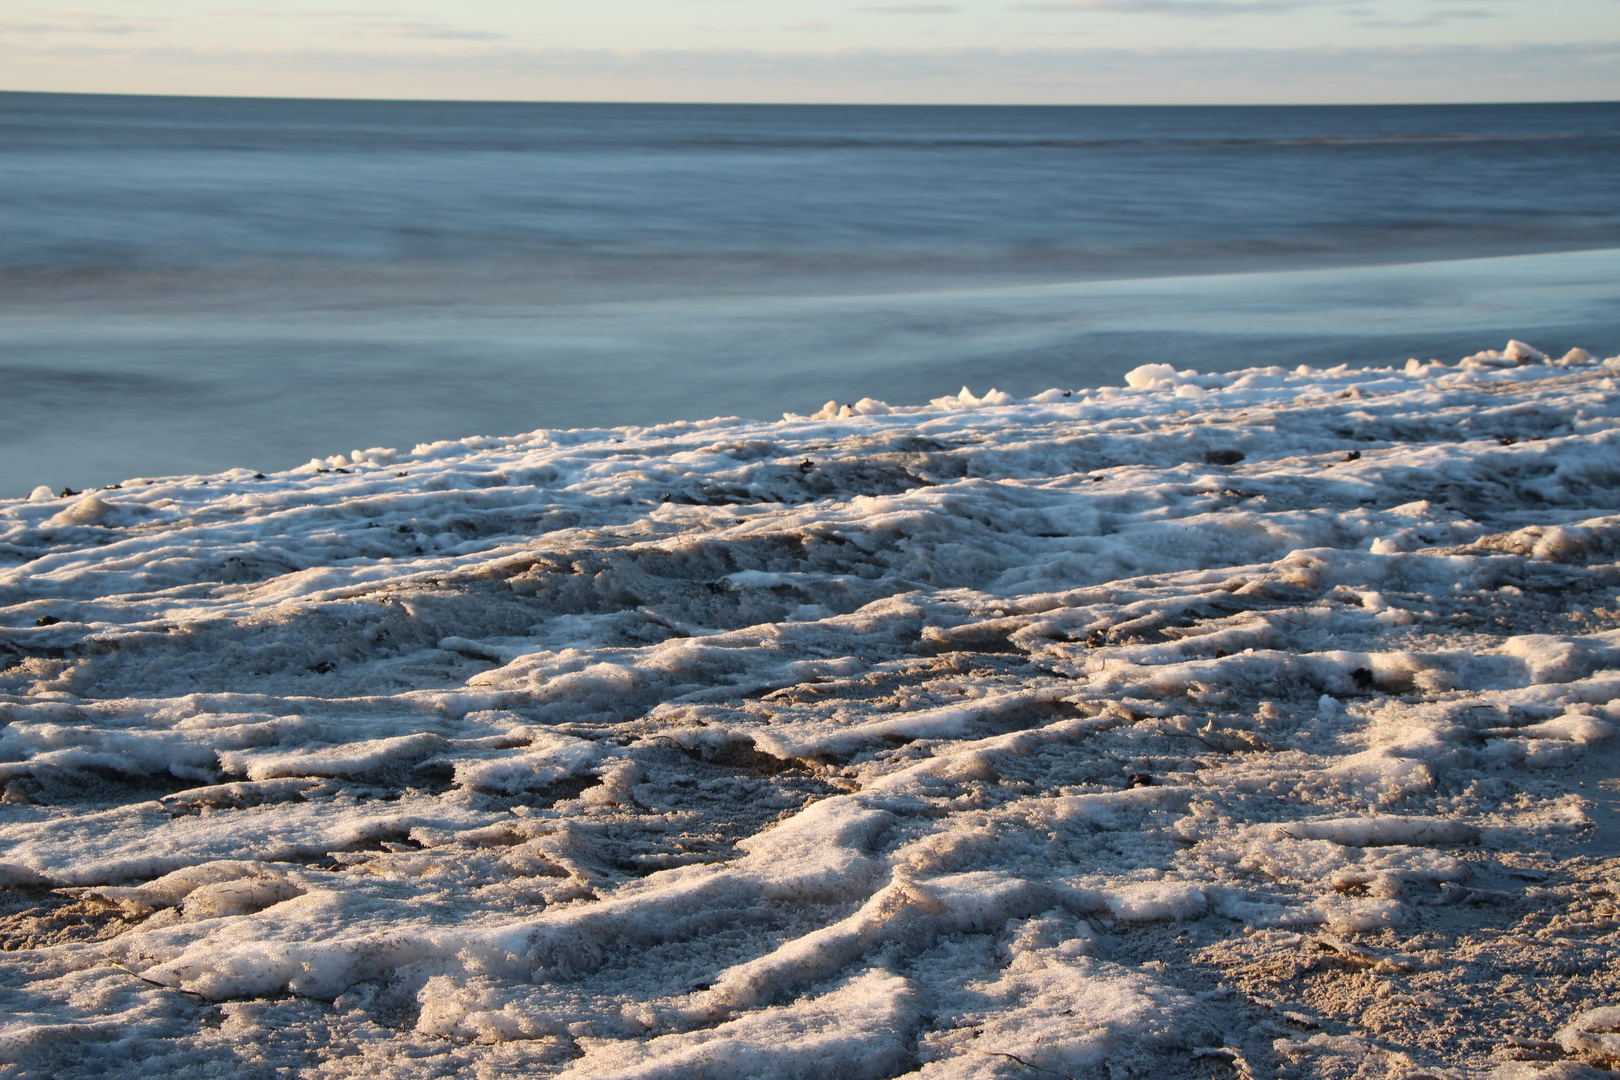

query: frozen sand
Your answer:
[2,342,1620,1078]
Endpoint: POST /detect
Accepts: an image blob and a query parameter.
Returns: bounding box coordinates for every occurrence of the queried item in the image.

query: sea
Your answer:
[2,92,1618,498]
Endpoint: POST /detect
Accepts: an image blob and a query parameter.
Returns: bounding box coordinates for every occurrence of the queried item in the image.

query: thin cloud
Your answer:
[0,8,165,35]
[1360,8,1500,28]
[341,18,506,41]
[858,4,961,12]
[207,7,421,20]
[369,21,505,41]
[216,8,507,41]
[1015,0,1308,15]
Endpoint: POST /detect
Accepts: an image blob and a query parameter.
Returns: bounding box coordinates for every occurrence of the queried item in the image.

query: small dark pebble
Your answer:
[1342,450,1361,462]
[316,468,330,474]
[309,661,337,674]
[1499,436,1517,446]
[59,487,79,498]
[334,468,351,474]
[1062,390,1072,397]
[253,473,266,480]
[396,471,408,477]
[104,483,121,490]
[1202,450,1244,466]
[34,616,60,627]
[1127,773,1154,788]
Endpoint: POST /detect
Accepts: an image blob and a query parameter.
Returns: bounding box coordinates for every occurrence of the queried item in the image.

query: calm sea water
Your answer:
[3,93,1618,496]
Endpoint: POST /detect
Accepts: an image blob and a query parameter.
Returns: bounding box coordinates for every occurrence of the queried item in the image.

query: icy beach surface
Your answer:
[3,344,1620,1078]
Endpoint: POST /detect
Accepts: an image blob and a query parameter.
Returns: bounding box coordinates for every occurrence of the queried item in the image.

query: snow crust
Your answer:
[2,343,1619,1077]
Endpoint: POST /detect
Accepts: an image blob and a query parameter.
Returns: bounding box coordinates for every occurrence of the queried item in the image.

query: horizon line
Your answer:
[5,87,1618,109]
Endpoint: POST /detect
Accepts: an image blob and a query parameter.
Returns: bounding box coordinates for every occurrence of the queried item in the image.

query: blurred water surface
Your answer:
[3,93,1618,495]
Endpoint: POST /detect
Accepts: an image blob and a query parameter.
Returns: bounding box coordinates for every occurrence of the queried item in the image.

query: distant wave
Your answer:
[669,131,1617,152]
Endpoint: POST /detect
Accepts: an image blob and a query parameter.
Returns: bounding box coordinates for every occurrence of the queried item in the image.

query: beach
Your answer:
[2,342,1619,1077]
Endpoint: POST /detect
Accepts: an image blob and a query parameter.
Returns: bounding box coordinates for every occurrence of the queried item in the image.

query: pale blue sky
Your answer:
[3,1,1617,102]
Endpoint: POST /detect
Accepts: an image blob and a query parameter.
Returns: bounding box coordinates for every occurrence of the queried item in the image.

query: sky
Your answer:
[2,1,1618,104]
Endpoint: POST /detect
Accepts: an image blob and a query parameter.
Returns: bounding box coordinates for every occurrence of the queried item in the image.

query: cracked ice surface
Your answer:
[2,343,1620,1079]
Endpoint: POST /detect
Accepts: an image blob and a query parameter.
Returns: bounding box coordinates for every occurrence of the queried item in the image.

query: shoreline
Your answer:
[6,245,1620,502]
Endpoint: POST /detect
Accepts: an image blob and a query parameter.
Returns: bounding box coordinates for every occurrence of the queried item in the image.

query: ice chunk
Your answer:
[926,952,1215,1073]
[1503,340,1548,364]
[182,875,306,918]
[1103,881,1208,922]
[1559,1007,1620,1061]
[562,970,917,1080]
[219,733,449,780]
[0,862,50,887]
[929,386,1014,410]
[454,734,603,794]
[42,495,113,528]
[1126,363,1180,389]
[73,861,296,917]
[1277,817,1479,848]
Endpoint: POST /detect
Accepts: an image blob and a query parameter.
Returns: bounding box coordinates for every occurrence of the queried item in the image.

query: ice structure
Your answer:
[2,342,1619,1079]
